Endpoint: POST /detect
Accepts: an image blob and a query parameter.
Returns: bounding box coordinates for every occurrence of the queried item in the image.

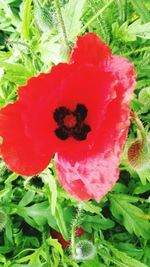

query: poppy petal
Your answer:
[55,56,136,202]
[0,73,59,176]
[51,63,118,158]
[55,152,119,201]
[0,63,86,176]
[70,32,111,65]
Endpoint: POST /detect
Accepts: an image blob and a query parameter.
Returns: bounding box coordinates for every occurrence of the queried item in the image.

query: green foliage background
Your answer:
[0,0,150,266]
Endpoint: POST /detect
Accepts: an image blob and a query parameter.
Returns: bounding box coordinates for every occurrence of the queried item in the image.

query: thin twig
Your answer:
[54,0,70,48]
[130,111,147,144]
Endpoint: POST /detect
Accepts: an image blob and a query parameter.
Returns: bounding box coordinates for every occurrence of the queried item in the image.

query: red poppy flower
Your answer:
[50,228,70,249]
[50,227,85,249]
[0,33,136,201]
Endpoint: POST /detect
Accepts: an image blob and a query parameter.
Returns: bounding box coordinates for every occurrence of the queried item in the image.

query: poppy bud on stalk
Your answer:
[127,112,150,172]
[127,139,150,171]
[73,240,96,260]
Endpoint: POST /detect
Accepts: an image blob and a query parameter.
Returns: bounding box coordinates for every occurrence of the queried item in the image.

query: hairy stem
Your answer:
[130,111,147,144]
[71,205,83,258]
[54,0,70,48]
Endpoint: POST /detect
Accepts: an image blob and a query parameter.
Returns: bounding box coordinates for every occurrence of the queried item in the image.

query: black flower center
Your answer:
[53,104,91,141]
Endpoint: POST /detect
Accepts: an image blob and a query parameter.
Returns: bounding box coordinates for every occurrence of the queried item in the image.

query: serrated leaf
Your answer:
[81,215,115,233]
[34,5,53,33]
[62,0,86,41]
[130,0,150,23]
[47,238,64,258]
[4,63,33,85]
[110,194,150,239]
[82,201,102,214]
[102,241,147,267]
[139,87,150,108]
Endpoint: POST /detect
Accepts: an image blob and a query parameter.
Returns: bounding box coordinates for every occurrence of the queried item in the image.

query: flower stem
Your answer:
[54,0,70,48]
[130,111,147,144]
[79,0,115,33]
[71,224,76,257]
[71,204,83,258]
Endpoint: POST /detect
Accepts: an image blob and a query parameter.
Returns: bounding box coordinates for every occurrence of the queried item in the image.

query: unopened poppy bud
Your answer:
[127,139,150,171]
[0,210,7,232]
[74,240,96,260]
[34,5,53,33]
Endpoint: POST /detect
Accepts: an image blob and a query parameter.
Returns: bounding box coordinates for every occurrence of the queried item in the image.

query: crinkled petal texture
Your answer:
[55,33,136,202]
[0,32,136,201]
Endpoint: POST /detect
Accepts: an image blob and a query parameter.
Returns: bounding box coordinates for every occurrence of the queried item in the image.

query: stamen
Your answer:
[73,124,91,140]
[75,104,88,122]
[55,127,69,140]
[54,107,70,125]
[53,104,91,141]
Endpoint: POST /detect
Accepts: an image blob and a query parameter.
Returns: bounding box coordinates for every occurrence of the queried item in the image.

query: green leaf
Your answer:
[112,22,136,42]
[39,36,62,65]
[81,256,105,267]
[0,188,10,198]
[129,19,150,39]
[81,215,115,233]
[4,63,33,85]
[5,173,19,184]
[34,5,53,33]
[0,254,6,264]
[99,241,147,267]
[133,183,150,194]
[0,51,11,62]
[139,87,150,108]
[130,0,150,23]
[21,0,32,40]
[110,194,150,239]
[47,237,64,258]
[55,203,69,240]
[82,201,102,214]
[19,191,35,207]
[62,0,86,41]
[5,217,13,244]
[41,169,57,216]
[17,201,54,231]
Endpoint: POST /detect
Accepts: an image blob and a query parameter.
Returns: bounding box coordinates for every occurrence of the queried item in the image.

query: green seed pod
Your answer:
[0,210,7,232]
[74,240,96,260]
[127,139,150,171]
[34,5,53,33]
